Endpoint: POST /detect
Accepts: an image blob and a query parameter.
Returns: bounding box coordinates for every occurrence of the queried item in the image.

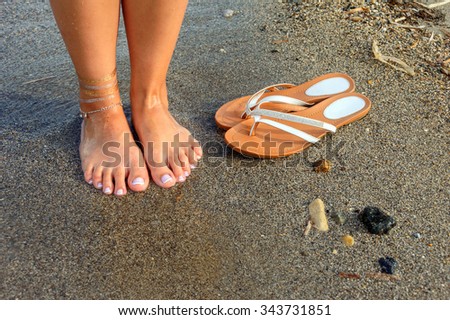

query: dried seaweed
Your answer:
[372,40,415,76]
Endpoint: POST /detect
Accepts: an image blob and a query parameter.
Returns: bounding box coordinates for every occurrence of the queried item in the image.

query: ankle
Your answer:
[130,83,169,111]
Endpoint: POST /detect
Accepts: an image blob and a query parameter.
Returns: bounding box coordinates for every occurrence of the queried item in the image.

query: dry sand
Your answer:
[2,1,449,299]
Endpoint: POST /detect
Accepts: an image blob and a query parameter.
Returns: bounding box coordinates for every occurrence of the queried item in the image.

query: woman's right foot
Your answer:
[78,71,149,196]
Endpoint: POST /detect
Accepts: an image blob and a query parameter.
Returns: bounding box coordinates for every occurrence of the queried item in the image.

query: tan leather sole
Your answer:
[215,73,356,130]
[224,93,371,158]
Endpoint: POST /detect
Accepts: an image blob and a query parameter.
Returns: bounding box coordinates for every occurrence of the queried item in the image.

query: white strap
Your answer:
[243,83,313,118]
[251,106,336,132]
[250,116,320,144]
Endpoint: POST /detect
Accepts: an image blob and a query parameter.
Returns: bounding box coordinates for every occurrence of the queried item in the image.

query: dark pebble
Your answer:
[359,206,396,235]
[379,257,398,274]
[412,232,421,239]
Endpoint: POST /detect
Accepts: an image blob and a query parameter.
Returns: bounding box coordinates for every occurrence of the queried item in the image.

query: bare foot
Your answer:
[80,106,150,196]
[131,93,202,189]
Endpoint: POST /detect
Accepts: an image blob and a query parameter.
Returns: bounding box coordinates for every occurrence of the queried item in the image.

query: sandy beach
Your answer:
[2,1,449,299]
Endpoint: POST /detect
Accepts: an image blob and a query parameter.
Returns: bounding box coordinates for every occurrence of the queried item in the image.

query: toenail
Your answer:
[88,179,93,185]
[184,171,190,177]
[104,187,111,194]
[161,174,173,184]
[132,177,145,186]
[178,176,186,182]
[190,164,196,169]
[116,189,124,196]
[97,182,103,189]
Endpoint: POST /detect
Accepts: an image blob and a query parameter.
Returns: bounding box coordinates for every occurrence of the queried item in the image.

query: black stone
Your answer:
[379,257,398,274]
[359,206,396,235]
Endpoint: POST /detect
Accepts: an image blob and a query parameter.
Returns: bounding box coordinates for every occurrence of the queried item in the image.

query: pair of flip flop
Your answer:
[215,73,371,158]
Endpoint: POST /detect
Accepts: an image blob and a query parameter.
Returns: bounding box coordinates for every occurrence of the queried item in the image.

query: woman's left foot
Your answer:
[131,92,202,189]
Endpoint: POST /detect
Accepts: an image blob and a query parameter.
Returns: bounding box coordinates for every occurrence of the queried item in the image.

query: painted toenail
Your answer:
[178,176,186,182]
[190,164,196,169]
[116,189,124,196]
[104,187,111,194]
[88,179,93,185]
[97,182,103,189]
[161,174,173,184]
[184,171,190,177]
[132,177,145,186]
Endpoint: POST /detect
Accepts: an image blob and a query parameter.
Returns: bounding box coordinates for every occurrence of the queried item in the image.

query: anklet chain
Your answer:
[80,101,123,119]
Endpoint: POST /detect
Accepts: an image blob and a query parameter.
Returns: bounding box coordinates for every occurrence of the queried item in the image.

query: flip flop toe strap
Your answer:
[242,83,313,119]
[249,109,336,144]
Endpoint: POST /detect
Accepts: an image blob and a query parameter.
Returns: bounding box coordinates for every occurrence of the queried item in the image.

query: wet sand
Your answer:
[2,1,449,299]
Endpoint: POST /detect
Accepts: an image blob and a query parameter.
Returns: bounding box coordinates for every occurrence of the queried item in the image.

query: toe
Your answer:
[179,151,191,177]
[102,169,114,195]
[146,149,176,188]
[127,151,149,193]
[113,168,127,196]
[151,166,176,188]
[84,165,94,185]
[93,165,104,189]
[186,146,198,168]
[189,136,202,158]
[169,153,186,183]
[193,138,203,159]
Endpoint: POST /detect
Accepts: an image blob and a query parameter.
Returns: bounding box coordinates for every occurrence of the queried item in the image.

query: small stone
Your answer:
[223,9,234,18]
[309,198,329,232]
[412,232,421,239]
[332,249,338,255]
[219,48,227,54]
[359,206,396,235]
[342,234,355,247]
[367,79,374,85]
[378,257,397,274]
[331,212,346,225]
[313,159,332,173]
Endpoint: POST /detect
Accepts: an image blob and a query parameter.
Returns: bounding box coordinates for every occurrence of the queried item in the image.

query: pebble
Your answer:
[219,48,227,54]
[359,206,396,235]
[313,159,332,173]
[379,257,398,274]
[223,9,234,18]
[342,234,355,247]
[351,16,363,22]
[331,212,346,225]
[412,232,421,239]
[309,198,329,232]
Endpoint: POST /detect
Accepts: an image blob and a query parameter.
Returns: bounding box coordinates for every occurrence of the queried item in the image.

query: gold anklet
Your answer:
[79,94,116,104]
[80,101,123,119]
[77,69,117,84]
[80,83,119,97]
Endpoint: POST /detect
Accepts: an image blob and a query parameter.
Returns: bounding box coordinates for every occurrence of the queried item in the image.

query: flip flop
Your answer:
[215,73,356,130]
[224,92,371,158]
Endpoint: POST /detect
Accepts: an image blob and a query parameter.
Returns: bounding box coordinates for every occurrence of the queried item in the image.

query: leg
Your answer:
[50,0,149,195]
[122,0,202,189]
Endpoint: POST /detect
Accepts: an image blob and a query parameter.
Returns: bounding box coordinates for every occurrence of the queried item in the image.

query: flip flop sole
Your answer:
[224,93,371,158]
[215,73,356,130]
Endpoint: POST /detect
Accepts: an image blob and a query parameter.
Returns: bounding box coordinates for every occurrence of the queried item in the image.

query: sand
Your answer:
[2,1,449,299]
